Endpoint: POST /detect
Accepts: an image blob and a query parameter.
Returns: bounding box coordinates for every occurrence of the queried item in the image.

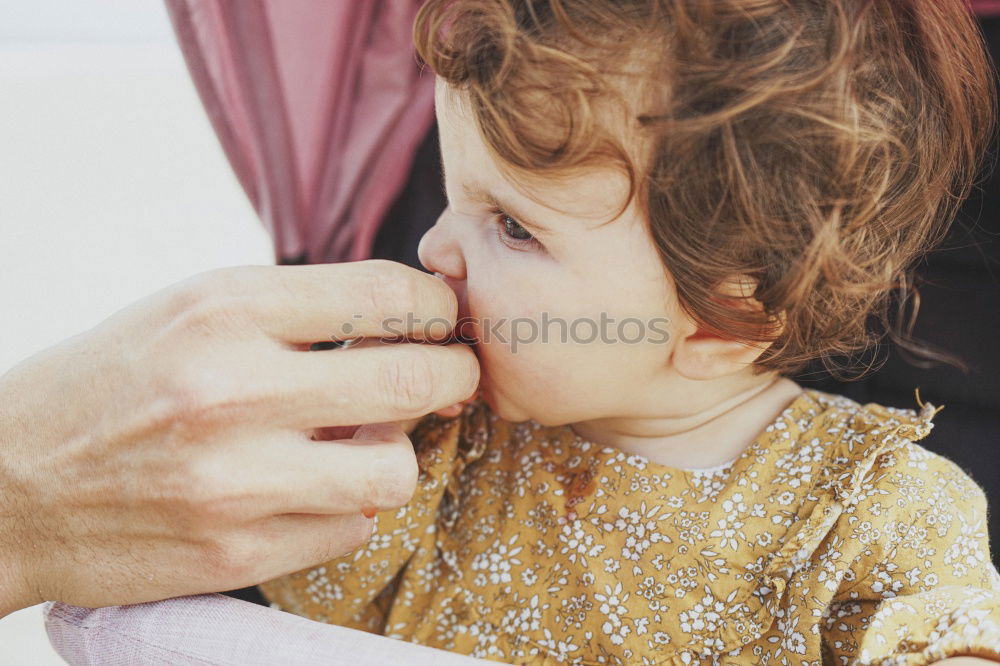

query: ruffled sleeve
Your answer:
[819,397,1000,664]
[257,402,491,631]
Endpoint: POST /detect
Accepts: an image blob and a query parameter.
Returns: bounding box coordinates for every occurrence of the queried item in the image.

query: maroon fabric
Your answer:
[164,0,435,265]
[973,0,1000,16]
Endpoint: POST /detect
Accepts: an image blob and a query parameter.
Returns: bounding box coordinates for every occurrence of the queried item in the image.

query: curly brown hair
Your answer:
[413,0,997,377]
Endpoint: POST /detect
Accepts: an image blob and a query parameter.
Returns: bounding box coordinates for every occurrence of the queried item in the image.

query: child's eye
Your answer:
[494,210,541,251]
[501,215,532,241]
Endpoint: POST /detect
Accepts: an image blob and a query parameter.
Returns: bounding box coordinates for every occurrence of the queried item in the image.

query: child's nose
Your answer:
[417,208,466,281]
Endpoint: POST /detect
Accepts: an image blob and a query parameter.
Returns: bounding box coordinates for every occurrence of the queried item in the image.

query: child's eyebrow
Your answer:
[437,155,554,237]
[461,181,554,238]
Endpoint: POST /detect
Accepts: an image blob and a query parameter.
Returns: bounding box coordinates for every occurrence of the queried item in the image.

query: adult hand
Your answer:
[0,260,479,616]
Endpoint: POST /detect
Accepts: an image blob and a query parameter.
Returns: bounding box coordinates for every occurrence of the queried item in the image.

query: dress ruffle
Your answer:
[259,387,999,666]
[712,390,943,660]
[409,390,946,662]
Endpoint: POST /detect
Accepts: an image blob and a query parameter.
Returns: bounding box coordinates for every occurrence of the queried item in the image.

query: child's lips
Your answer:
[456,317,478,346]
[453,295,478,347]
[453,312,481,408]
[430,272,481,408]
[431,271,476,343]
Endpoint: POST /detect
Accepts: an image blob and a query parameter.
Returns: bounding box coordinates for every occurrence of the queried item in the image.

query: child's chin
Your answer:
[477,385,497,412]
[481,389,544,425]
[477,385,513,419]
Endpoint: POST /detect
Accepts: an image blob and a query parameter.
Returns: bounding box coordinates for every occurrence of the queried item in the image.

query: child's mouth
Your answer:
[455,318,482,403]
[457,332,481,367]
[455,311,478,348]
[434,329,481,415]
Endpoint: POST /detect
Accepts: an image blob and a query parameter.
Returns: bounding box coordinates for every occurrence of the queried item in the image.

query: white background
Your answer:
[0,1,273,662]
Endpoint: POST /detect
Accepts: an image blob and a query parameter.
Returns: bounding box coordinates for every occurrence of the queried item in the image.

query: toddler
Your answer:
[261,0,1000,663]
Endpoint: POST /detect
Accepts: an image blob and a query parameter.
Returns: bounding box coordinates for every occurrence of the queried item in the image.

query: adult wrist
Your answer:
[0,404,41,617]
[0,507,38,617]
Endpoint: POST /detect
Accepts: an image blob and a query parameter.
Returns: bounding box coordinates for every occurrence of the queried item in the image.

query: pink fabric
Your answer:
[164,0,436,265]
[163,0,994,266]
[973,0,1000,16]
[44,594,491,665]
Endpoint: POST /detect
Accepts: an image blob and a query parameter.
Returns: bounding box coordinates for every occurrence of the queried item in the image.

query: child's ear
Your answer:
[670,276,781,381]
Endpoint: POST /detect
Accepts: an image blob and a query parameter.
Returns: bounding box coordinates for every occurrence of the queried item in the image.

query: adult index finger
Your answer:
[248,260,457,345]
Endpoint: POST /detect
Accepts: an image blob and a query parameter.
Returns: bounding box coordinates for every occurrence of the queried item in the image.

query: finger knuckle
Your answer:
[168,269,227,317]
[160,459,214,511]
[164,268,250,338]
[456,346,482,396]
[362,260,418,326]
[367,448,419,509]
[161,365,226,431]
[380,349,436,415]
[202,533,257,582]
[163,359,265,438]
[189,495,243,532]
[337,516,376,555]
[158,455,249,534]
[306,516,374,562]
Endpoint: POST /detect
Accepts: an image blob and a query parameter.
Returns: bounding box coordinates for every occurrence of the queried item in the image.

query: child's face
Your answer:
[419,78,691,426]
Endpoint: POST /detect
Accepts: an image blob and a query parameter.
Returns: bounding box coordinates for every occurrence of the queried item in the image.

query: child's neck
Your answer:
[568,374,804,470]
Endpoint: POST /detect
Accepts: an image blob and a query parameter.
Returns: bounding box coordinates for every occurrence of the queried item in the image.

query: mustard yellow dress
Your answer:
[259,388,1000,665]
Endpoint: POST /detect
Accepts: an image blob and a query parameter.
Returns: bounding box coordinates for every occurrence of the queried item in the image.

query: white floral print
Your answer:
[261,389,1000,665]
